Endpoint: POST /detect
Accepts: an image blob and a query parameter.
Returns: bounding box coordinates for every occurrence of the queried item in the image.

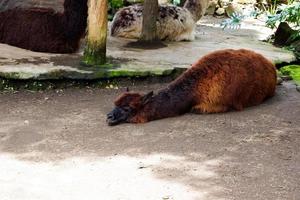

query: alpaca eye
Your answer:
[122,107,131,112]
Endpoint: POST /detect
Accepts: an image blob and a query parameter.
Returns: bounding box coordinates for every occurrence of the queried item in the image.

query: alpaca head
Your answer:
[107,91,153,126]
[110,5,142,38]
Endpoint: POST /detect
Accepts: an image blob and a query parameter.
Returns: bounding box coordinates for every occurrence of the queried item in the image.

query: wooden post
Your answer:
[139,0,159,42]
[83,0,108,65]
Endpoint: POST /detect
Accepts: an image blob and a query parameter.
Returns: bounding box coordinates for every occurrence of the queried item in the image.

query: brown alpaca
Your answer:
[107,49,277,126]
[0,0,87,53]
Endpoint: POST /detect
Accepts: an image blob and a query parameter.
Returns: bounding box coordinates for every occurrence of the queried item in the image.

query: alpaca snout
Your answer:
[106,113,114,121]
[106,107,128,126]
[106,112,118,126]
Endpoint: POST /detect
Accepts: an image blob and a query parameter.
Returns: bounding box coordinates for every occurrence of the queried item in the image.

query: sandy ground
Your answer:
[0,82,299,200]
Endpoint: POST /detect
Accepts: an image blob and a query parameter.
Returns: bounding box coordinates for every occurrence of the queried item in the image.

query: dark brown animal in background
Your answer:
[107,49,277,126]
[0,0,87,53]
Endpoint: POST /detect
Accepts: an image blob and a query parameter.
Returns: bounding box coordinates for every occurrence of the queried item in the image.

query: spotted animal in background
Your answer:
[110,0,209,41]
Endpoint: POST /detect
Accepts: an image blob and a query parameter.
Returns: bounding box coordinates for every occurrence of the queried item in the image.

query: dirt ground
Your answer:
[0,81,299,200]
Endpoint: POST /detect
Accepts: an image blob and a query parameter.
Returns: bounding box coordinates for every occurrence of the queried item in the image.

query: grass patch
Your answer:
[279,65,300,85]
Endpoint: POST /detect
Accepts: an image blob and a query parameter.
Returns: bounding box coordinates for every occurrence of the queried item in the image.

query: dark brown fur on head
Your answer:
[114,92,143,109]
[107,92,153,126]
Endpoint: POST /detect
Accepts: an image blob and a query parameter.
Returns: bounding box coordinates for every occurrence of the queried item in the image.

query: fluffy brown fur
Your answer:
[107,49,277,125]
[0,0,87,53]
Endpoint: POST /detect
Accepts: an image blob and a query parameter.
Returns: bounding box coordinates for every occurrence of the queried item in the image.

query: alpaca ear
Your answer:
[142,91,154,105]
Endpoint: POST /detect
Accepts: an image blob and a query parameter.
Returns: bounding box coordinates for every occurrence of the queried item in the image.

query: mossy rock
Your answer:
[279,65,300,85]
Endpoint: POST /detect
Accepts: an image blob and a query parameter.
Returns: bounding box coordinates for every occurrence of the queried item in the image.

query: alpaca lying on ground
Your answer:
[107,49,277,126]
[0,0,87,53]
[110,0,209,41]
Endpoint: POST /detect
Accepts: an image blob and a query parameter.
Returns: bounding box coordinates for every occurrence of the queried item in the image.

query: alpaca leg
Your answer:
[191,104,228,114]
[175,30,195,41]
[173,25,195,41]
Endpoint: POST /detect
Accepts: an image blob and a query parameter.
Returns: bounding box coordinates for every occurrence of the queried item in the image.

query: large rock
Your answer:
[227,2,255,16]
[225,3,243,16]
[215,7,225,15]
[206,0,218,15]
[218,0,230,7]
[274,22,297,47]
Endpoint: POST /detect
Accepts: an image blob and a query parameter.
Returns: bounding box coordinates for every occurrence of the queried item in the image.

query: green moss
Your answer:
[103,68,175,77]
[279,65,300,85]
[94,69,148,78]
[83,42,107,66]
[0,78,57,92]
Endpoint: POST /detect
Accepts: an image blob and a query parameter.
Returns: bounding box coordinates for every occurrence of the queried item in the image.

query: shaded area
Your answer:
[0,82,299,199]
[124,40,168,50]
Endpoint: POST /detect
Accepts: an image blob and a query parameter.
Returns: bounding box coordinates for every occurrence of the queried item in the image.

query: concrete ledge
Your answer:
[0,17,296,80]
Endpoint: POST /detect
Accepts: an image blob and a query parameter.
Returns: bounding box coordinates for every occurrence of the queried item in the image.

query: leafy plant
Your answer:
[109,0,124,9]
[220,7,260,30]
[108,0,124,20]
[280,65,300,85]
[220,12,245,30]
[266,1,300,46]
[267,0,278,15]
[288,31,300,42]
[266,2,300,29]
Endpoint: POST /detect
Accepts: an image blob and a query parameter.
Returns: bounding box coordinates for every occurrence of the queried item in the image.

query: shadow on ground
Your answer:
[0,82,299,199]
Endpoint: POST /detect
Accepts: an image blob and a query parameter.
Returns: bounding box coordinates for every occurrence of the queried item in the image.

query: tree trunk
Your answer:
[140,0,159,42]
[83,0,108,65]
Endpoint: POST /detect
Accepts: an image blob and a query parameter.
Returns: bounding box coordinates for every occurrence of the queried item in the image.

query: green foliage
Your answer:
[287,0,295,5]
[220,12,245,30]
[109,0,124,9]
[288,31,300,43]
[266,2,300,29]
[220,7,265,30]
[266,0,279,15]
[108,0,124,20]
[266,1,300,48]
[221,1,300,31]
[280,65,300,84]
